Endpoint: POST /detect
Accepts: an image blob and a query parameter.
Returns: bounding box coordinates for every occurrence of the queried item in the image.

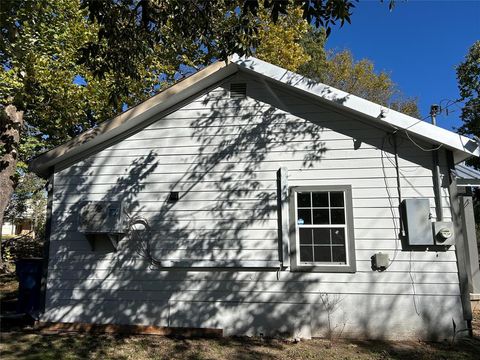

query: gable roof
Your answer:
[30,55,479,177]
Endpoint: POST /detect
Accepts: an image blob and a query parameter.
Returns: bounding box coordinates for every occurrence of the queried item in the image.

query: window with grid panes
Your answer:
[289,186,356,272]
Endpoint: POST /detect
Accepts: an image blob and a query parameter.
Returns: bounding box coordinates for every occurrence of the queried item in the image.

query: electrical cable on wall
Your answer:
[409,251,421,316]
[123,210,161,268]
[381,132,422,316]
[380,133,401,269]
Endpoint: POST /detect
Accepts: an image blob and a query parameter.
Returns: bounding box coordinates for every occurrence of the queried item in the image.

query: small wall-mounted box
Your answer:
[79,201,126,234]
[371,252,390,271]
[432,221,455,246]
[402,199,434,246]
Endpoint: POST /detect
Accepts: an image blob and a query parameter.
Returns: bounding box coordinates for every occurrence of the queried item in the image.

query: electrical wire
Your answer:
[380,133,400,269]
[403,98,463,132]
[380,144,422,173]
[381,133,421,315]
[123,210,162,268]
[404,130,443,152]
[409,251,421,316]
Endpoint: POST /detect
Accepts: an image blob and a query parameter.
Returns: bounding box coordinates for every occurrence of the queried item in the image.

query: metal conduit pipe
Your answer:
[431,105,444,222]
[432,149,444,221]
[392,133,404,236]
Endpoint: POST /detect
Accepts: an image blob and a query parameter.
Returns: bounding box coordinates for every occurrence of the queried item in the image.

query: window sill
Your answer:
[290,264,356,273]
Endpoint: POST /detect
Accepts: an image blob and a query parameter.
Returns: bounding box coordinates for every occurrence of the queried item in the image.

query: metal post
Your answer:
[447,151,473,336]
[459,194,480,293]
[276,167,290,268]
[430,104,443,221]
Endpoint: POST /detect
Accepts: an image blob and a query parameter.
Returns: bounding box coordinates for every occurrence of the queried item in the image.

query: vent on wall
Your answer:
[230,83,247,98]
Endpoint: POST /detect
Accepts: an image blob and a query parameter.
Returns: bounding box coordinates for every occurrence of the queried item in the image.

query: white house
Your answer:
[1,221,17,236]
[2,201,35,237]
[30,56,480,340]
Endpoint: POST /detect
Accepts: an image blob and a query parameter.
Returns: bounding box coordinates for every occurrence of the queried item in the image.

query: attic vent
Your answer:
[230,83,247,98]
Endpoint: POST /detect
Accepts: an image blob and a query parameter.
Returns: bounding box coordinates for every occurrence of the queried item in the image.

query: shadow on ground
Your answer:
[2,275,480,360]
[1,331,480,360]
[0,273,35,332]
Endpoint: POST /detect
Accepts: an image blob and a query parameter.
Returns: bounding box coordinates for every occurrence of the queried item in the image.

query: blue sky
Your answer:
[324,0,480,132]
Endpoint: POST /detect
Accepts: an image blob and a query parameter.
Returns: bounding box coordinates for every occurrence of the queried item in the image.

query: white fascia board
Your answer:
[232,55,479,163]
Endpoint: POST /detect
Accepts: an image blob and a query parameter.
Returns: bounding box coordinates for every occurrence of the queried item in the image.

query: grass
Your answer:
[0,272,18,317]
[1,332,479,360]
[1,272,479,360]
[0,273,17,302]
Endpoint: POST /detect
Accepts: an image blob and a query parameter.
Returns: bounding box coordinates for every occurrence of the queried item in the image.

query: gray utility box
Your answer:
[402,199,434,246]
[79,201,126,234]
[372,252,389,271]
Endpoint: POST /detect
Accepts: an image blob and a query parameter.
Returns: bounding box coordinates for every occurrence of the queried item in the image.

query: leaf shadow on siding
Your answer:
[125,80,334,338]
[47,151,164,330]
[45,72,461,349]
[46,78,337,342]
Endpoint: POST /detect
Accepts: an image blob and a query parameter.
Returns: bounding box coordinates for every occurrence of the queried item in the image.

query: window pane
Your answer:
[332,246,346,263]
[330,209,345,224]
[312,209,329,224]
[297,192,311,207]
[294,187,353,268]
[314,246,331,262]
[331,228,346,244]
[299,228,313,245]
[312,192,328,207]
[297,209,311,225]
[330,191,344,207]
[313,228,330,244]
[300,246,313,262]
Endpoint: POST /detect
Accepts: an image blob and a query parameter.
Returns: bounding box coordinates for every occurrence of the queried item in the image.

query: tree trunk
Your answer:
[0,105,24,270]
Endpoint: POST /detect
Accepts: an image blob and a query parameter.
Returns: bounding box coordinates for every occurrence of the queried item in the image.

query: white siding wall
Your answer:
[44,73,463,340]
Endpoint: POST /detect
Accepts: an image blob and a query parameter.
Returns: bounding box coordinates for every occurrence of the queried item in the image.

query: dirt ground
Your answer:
[1,273,480,360]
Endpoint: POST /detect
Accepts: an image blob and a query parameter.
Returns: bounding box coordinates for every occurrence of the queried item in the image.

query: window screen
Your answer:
[289,186,356,272]
[296,191,347,265]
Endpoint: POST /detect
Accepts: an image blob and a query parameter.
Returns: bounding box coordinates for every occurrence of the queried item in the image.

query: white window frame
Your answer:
[289,185,356,273]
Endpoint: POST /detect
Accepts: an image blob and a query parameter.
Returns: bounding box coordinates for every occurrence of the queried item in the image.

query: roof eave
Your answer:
[30,55,479,178]
[30,59,237,178]
[232,55,479,163]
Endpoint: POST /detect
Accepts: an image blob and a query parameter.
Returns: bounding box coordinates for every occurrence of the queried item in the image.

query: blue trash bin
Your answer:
[15,258,44,315]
